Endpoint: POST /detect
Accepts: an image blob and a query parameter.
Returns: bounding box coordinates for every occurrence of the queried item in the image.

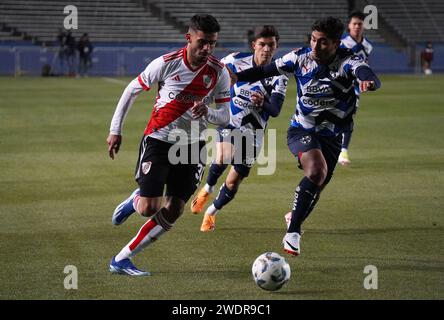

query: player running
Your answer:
[190,25,288,232]
[231,17,381,256]
[338,11,374,166]
[106,15,230,276]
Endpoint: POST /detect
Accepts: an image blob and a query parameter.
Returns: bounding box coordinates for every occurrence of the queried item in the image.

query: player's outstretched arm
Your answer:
[355,66,381,92]
[107,78,144,159]
[236,63,281,84]
[260,93,286,117]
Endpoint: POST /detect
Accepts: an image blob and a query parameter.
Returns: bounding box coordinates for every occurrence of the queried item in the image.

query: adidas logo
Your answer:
[171,74,181,81]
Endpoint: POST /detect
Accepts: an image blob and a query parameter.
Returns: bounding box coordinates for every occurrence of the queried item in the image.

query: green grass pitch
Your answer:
[0,75,443,299]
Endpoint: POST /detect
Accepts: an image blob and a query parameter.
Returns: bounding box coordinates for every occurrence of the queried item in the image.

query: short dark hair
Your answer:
[252,25,280,42]
[189,14,220,34]
[312,17,345,40]
[349,11,366,22]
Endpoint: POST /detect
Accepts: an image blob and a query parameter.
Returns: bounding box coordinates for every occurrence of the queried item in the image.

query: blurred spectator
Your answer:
[77,33,93,77]
[247,29,255,50]
[421,42,434,75]
[56,28,67,75]
[65,31,77,76]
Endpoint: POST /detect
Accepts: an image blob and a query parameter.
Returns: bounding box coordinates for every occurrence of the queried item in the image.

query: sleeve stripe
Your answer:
[215,98,230,103]
[137,75,150,91]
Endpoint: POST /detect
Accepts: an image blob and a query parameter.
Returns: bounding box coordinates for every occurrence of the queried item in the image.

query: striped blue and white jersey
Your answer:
[341,34,373,98]
[274,47,368,136]
[221,52,288,133]
[340,34,373,63]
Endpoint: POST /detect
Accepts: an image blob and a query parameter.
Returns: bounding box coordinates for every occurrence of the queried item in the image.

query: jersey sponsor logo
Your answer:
[171,74,181,81]
[142,161,152,175]
[168,92,210,104]
[233,97,252,109]
[306,86,331,94]
[301,97,336,107]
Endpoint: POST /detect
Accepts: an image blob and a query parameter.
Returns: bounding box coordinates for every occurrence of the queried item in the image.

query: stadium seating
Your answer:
[367,0,444,44]
[0,0,387,45]
[1,0,443,45]
[152,0,385,44]
[0,0,183,43]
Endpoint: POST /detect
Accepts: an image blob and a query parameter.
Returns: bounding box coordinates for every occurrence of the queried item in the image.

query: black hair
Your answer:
[252,25,280,42]
[312,16,345,40]
[349,11,366,22]
[189,14,220,33]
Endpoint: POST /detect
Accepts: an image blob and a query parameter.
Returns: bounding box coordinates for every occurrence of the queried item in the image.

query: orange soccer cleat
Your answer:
[190,188,211,214]
[200,214,216,232]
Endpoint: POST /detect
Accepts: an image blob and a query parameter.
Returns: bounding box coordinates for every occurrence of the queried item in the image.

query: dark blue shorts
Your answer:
[216,127,260,178]
[287,126,342,185]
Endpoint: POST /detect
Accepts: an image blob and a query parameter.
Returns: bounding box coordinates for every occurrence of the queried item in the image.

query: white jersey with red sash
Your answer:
[137,47,231,144]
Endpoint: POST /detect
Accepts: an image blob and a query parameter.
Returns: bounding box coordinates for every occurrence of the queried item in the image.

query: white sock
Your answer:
[341,148,348,153]
[115,246,132,262]
[205,204,218,216]
[133,194,140,212]
[204,183,215,194]
[114,210,172,262]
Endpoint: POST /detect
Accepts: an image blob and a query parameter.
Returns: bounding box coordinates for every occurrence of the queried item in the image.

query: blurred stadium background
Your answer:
[0,0,443,76]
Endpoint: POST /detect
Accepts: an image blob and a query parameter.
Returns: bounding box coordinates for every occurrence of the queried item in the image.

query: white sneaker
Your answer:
[282,232,301,256]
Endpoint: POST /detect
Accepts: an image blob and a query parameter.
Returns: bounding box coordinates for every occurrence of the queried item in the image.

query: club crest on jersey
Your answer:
[203,75,212,88]
[300,135,312,144]
[220,129,231,137]
[142,161,152,175]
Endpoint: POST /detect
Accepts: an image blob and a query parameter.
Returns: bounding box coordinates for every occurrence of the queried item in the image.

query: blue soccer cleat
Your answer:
[109,256,150,276]
[112,188,140,225]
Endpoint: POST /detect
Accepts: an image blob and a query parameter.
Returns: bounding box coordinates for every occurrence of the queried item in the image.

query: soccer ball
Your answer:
[251,252,291,291]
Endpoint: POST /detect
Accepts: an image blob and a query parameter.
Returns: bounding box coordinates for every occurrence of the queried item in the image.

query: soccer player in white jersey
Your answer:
[190,26,288,232]
[106,15,231,276]
[232,17,381,256]
[338,11,374,166]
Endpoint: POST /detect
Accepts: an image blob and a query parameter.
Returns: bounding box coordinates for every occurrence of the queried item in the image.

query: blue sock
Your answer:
[342,130,353,149]
[206,163,228,187]
[213,183,237,210]
[302,192,320,223]
[288,177,320,234]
